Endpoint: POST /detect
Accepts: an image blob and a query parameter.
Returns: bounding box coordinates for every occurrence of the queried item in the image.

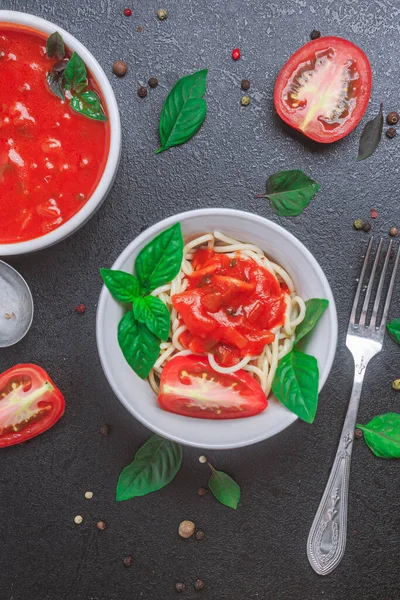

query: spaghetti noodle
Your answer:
[148,231,306,397]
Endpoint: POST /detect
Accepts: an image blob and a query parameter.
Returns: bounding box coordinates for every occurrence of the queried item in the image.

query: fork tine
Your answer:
[350,237,373,326]
[379,243,400,330]
[370,240,393,328]
[359,238,383,327]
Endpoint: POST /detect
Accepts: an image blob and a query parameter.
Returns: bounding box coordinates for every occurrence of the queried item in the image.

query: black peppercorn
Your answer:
[310,29,321,40]
[194,579,205,591]
[362,221,372,232]
[123,555,134,567]
[241,79,250,91]
[386,127,397,138]
[355,429,363,439]
[100,424,110,435]
[175,583,186,593]
[386,111,399,125]
[148,76,158,88]
[112,60,128,77]
[197,487,207,496]
[195,530,205,541]
[138,86,148,98]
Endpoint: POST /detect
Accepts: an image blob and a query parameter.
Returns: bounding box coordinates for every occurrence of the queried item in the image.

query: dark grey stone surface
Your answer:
[1,1,400,598]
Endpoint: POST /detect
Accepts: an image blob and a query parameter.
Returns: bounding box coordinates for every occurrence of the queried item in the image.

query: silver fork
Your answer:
[307,237,400,576]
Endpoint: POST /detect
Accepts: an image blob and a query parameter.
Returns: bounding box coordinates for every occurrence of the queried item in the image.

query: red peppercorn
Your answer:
[123,8,132,16]
[75,304,86,314]
[231,48,241,61]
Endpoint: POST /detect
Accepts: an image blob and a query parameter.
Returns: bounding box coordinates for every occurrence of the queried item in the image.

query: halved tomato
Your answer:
[0,364,65,447]
[274,36,372,143]
[158,355,267,419]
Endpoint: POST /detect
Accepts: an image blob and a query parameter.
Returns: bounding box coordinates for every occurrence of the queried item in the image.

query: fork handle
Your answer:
[307,372,364,575]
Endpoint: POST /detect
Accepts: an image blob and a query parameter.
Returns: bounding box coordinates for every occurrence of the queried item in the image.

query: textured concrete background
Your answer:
[1,1,400,598]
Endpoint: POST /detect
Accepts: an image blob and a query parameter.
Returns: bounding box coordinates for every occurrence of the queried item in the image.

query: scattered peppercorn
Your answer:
[178,520,195,538]
[195,530,205,541]
[362,221,372,232]
[197,487,208,496]
[389,227,398,237]
[241,79,250,91]
[123,8,132,17]
[370,208,377,219]
[354,428,363,439]
[241,95,250,106]
[75,304,86,314]
[112,60,128,77]
[84,491,93,500]
[175,583,186,593]
[231,48,241,61]
[123,555,134,567]
[97,520,106,530]
[137,26,143,33]
[138,86,148,98]
[310,30,321,40]
[100,423,110,435]
[148,76,158,88]
[194,579,205,591]
[353,219,364,230]
[74,515,83,525]
[157,8,168,20]
[392,378,400,390]
[199,455,207,464]
[386,127,397,138]
[386,111,399,125]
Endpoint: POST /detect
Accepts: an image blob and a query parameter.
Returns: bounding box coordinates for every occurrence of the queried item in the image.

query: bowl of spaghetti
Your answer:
[97,209,337,449]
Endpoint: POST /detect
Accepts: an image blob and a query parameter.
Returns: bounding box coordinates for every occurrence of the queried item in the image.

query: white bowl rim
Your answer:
[0,10,121,256]
[96,208,339,449]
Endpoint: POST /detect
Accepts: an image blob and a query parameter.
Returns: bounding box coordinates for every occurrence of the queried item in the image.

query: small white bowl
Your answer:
[0,11,121,256]
[97,209,338,449]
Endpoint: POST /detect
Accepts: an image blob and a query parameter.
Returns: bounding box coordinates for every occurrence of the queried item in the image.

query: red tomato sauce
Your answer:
[172,249,288,367]
[0,24,110,243]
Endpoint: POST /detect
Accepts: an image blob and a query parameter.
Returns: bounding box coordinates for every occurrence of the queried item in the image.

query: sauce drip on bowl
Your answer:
[172,248,288,366]
[0,24,110,244]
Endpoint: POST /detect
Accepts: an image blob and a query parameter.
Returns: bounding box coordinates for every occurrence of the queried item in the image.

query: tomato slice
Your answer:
[158,355,267,419]
[0,364,65,447]
[274,36,372,143]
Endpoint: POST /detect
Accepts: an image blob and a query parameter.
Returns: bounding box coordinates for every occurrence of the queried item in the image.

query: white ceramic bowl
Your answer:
[97,209,338,449]
[0,11,121,256]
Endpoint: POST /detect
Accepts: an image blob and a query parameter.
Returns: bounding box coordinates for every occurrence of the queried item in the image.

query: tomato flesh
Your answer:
[172,250,287,366]
[158,355,267,419]
[0,364,65,447]
[274,36,372,143]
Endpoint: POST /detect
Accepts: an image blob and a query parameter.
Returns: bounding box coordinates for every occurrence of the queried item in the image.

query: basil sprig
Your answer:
[357,413,400,459]
[387,318,400,344]
[295,299,329,344]
[116,434,183,501]
[45,32,107,122]
[100,223,184,379]
[156,69,208,154]
[255,169,320,217]
[208,465,240,510]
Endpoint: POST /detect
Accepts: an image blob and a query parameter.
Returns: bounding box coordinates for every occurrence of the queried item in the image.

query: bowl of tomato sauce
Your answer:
[97,209,338,450]
[0,11,121,255]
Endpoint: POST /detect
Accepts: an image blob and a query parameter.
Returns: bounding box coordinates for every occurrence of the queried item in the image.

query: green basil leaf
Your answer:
[135,223,184,292]
[256,170,320,217]
[208,467,240,510]
[357,103,383,161]
[116,434,183,501]
[357,413,400,459]
[156,69,208,153]
[118,311,160,378]
[133,296,170,341]
[64,52,87,91]
[271,350,319,423]
[100,268,140,302]
[46,70,65,102]
[70,90,107,121]
[387,319,400,344]
[46,32,65,60]
[295,299,329,345]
